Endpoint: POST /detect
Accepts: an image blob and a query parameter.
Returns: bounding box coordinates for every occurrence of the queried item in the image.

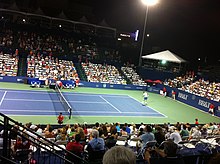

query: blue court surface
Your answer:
[0,89,166,117]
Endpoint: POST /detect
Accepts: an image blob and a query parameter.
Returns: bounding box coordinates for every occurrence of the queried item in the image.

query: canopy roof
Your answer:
[142,50,187,63]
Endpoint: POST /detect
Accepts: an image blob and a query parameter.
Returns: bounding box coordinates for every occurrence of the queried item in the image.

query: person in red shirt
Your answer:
[209,104,215,116]
[172,90,176,100]
[195,118,199,125]
[57,113,64,124]
[66,134,83,163]
[163,87,167,97]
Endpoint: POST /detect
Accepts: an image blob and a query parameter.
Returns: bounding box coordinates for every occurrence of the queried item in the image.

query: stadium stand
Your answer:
[165,71,220,102]
[121,65,146,86]
[27,53,78,81]
[0,52,18,76]
[82,62,127,84]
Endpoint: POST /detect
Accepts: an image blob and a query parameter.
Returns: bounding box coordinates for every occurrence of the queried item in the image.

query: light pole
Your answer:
[138,0,159,67]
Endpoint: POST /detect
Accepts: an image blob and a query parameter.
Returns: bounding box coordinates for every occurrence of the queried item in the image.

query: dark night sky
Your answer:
[2,0,220,64]
[92,0,220,64]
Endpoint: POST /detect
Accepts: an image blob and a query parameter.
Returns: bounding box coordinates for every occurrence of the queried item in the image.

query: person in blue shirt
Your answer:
[140,125,155,148]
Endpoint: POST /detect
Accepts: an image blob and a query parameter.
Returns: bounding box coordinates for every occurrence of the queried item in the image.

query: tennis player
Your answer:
[143,91,148,105]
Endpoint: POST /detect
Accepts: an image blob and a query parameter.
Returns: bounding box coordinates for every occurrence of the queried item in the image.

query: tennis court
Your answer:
[0,82,219,124]
[0,89,166,117]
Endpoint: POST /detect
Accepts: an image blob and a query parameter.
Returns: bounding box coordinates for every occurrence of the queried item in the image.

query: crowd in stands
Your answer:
[164,71,195,88]
[181,79,220,102]
[165,71,220,102]
[2,121,220,163]
[27,53,78,81]
[18,31,64,53]
[0,29,13,47]
[82,62,127,84]
[121,64,146,86]
[0,52,18,76]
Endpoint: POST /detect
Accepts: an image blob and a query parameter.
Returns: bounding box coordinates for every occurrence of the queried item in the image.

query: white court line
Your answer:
[99,95,122,113]
[6,114,165,118]
[128,95,167,118]
[0,89,129,98]
[4,98,107,104]
[1,109,162,115]
[0,91,7,106]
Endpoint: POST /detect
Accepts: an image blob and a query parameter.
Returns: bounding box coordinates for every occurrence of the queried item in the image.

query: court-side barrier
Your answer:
[0,75,24,83]
[0,76,75,87]
[153,84,220,117]
[79,81,146,91]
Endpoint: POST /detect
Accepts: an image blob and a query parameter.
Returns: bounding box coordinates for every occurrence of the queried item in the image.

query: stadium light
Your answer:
[138,0,159,67]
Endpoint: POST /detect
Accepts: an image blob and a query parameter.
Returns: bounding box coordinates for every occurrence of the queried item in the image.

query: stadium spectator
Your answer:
[209,103,215,116]
[65,133,83,164]
[163,87,167,97]
[103,146,136,164]
[105,134,117,149]
[154,126,165,145]
[179,124,189,139]
[144,140,182,164]
[86,129,105,162]
[169,127,182,144]
[140,125,155,148]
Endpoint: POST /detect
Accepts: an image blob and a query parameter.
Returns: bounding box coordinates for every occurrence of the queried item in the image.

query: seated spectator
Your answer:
[105,134,117,149]
[154,126,165,146]
[180,124,189,139]
[86,129,105,162]
[140,125,155,148]
[169,127,182,144]
[103,146,136,164]
[45,127,55,138]
[144,140,183,164]
[65,133,83,164]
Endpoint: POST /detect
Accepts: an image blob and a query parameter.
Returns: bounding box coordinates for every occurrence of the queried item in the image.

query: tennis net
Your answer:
[54,84,72,119]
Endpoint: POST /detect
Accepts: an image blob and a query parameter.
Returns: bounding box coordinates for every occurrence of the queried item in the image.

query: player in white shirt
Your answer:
[143,91,148,105]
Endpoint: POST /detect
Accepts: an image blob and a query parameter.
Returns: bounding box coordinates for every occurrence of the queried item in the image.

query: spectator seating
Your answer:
[81,62,127,84]
[164,71,220,102]
[121,66,146,86]
[0,52,18,76]
[27,53,78,81]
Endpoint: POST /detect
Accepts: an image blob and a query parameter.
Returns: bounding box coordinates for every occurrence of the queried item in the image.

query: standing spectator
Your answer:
[209,103,215,116]
[163,87,167,97]
[171,90,176,100]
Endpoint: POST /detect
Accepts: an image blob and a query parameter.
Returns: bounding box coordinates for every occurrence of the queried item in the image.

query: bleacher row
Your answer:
[164,72,220,102]
[0,52,18,76]
[1,121,220,164]
[0,50,146,85]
